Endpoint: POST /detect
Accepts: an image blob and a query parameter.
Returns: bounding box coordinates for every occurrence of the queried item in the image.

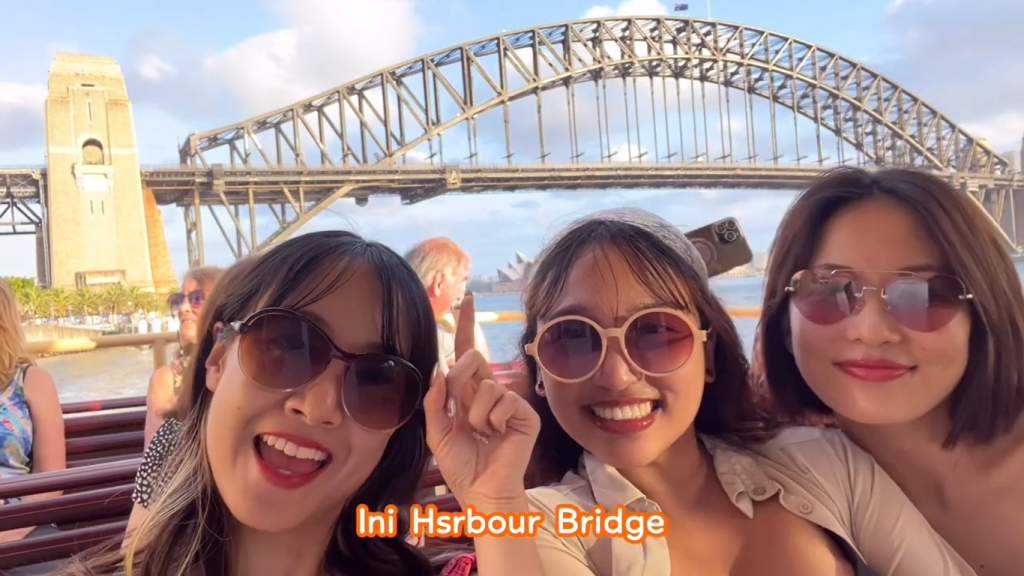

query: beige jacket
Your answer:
[526,427,974,576]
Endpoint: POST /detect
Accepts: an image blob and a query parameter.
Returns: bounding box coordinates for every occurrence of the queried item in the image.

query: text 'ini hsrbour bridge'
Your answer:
[2,17,1022,290]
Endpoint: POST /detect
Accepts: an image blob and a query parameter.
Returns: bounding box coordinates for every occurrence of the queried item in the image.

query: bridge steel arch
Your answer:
[178,17,1021,262]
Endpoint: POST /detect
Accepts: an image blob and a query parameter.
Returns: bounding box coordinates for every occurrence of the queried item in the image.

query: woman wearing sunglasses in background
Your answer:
[466,208,970,575]
[59,230,442,576]
[143,265,224,445]
[757,167,1024,575]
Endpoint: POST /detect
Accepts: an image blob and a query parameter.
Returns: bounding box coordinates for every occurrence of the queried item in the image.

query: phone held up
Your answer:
[684,217,754,278]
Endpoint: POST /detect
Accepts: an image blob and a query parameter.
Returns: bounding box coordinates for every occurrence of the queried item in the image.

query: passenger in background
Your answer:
[143,265,223,446]
[0,279,65,545]
[757,167,1024,575]
[405,237,491,372]
[57,231,444,576]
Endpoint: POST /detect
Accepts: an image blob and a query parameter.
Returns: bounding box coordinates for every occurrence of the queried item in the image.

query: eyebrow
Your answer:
[543,300,687,323]
[814,262,943,273]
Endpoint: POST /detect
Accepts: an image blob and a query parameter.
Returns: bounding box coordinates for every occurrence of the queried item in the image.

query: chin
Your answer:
[587,444,667,469]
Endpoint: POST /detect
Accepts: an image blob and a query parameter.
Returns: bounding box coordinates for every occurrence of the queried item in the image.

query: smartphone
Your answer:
[684,217,754,277]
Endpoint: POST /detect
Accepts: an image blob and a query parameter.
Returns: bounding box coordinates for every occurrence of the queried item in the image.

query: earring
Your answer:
[535,380,546,397]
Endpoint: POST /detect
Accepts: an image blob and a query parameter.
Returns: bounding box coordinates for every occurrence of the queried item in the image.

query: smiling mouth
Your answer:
[588,400,661,420]
[253,434,332,476]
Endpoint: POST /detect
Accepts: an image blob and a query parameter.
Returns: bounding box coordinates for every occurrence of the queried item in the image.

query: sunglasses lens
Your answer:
[623,311,696,374]
[238,311,422,431]
[344,356,422,431]
[167,294,184,310]
[239,312,333,389]
[535,319,603,380]
[188,290,205,310]
[886,276,966,332]
[790,272,859,325]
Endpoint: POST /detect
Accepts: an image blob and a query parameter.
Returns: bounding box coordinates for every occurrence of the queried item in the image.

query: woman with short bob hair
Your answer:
[57,230,442,576]
[757,166,1024,574]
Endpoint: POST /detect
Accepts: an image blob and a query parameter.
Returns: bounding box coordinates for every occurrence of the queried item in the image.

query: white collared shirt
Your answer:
[525,427,975,576]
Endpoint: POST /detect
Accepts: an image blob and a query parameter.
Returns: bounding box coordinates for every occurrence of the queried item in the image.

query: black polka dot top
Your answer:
[131,418,183,508]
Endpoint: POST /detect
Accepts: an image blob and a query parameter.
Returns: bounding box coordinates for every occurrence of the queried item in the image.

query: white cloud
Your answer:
[126,0,421,119]
[0,82,46,153]
[585,0,670,18]
[136,54,175,81]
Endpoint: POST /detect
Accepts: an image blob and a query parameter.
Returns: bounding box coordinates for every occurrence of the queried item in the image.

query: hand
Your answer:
[425,293,540,508]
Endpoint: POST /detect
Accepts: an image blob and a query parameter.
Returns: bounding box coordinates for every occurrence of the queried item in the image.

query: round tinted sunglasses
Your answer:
[786,269,973,333]
[219,307,425,432]
[168,290,205,313]
[524,308,708,383]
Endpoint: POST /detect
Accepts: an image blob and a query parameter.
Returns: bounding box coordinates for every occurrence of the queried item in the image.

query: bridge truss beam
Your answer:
[175,16,1017,262]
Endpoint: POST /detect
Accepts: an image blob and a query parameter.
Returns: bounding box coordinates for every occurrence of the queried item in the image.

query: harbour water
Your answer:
[38,276,765,403]
[39,264,1024,404]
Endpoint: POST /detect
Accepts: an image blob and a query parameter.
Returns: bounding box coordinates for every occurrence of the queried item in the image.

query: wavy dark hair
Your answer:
[757,167,1024,447]
[520,214,777,487]
[58,230,439,576]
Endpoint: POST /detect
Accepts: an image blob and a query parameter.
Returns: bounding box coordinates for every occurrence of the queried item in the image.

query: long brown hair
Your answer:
[0,279,31,386]
[757,167,1024,447]
[521,210,776,487]
[58,231,439,576]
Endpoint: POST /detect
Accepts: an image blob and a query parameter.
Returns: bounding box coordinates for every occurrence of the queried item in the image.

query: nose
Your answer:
[283,361,345,428]
[593,336,641,391]
[843,289,902,347]
[178,297,193,316]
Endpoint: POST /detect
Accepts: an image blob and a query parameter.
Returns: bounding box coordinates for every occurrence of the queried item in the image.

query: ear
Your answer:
[429,271,445,297]
[205,322,230,393]
[703,330,717,383]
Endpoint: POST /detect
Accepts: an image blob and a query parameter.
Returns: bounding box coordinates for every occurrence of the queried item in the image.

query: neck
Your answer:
[228,518,334,576]
[838,405,967,489]
[615,428,717,513]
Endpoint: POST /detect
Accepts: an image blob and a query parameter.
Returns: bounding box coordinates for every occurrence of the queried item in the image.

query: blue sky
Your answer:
[1,0,1021,281]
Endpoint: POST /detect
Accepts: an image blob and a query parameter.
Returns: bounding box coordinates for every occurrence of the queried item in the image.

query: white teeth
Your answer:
[259,434,329,461]
[590,402,655,421]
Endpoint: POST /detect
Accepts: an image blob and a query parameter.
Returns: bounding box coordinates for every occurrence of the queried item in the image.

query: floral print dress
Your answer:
[0,364,33,504]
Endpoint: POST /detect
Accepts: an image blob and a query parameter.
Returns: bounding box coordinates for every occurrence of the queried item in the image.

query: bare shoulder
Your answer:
[21,366,59,401]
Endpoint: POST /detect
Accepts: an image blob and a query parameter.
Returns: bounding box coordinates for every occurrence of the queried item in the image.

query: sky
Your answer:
[1,0,1022,281]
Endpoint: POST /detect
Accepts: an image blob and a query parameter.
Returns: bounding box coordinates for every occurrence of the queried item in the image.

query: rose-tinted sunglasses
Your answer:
[786,269,973,333]
[168,289,205,314]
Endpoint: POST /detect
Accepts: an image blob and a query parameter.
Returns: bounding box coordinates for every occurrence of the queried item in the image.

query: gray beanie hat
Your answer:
[539,207,709,284]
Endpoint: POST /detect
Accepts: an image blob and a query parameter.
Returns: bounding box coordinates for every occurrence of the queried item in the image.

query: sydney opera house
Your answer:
[493,252,534,293]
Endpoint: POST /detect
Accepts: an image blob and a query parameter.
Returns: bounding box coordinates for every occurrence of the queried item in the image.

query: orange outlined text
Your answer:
[555,505,667,544]
[357,503,667,542]
[407,504,545,538]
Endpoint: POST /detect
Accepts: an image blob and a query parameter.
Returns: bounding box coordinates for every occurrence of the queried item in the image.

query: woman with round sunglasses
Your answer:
[757,167,1024,575]
[471,208,969,575]
[58,230,446,576]
[143,265,223,445]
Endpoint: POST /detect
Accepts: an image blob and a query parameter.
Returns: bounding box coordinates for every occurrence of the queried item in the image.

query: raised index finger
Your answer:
[454,291,475,361]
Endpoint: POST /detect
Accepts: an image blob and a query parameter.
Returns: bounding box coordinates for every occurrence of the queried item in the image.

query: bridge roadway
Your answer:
[5,164,1022,208]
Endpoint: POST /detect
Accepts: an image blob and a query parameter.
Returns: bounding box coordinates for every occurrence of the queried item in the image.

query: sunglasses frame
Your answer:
[784,269,974,331]
[220,307,425,432]
[168,289,205,311]
[524,307,709,383]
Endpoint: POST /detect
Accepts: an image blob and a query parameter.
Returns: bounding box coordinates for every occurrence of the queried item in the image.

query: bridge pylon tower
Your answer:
[43,53,175,291]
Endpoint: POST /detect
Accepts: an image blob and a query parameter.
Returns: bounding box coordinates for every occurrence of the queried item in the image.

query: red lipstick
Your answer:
[835,359,912,383]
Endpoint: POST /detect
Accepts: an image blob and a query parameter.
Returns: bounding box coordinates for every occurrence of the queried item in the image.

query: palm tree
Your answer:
[72,288,100,320]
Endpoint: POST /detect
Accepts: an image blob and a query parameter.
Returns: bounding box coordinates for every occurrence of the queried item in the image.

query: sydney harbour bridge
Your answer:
[2,17,1022,279]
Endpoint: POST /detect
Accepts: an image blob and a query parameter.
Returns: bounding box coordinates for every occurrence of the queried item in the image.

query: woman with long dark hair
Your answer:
[58,230,442,576]
[757,167,1024,575]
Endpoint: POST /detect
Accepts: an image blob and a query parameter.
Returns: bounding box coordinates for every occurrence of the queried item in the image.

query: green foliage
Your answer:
[1,276,164,320]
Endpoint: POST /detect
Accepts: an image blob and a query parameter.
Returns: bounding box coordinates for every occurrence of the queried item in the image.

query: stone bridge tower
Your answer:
[43,53,174,291]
